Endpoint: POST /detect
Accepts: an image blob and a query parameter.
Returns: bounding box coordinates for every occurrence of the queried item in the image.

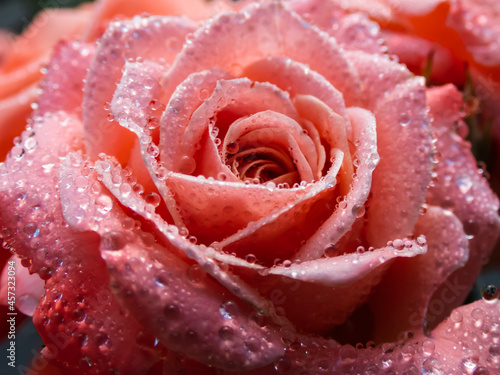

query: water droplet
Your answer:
[323,244,338,258]
[163,304,179,319]
[145,192,161,207]
[399,112,412,127]
[95,332,109,347]
[186,264,206,283]
[72,308,86,323]
[226,141,239,154]
[155,269,170,286]
[473,367,490,375]
[178,155,196,175]
[451,310,463,323]
[23,223,39,238]
[220,301,239,319]
[218,326,234,341]
[96,195,113,214]
[136,331,159,350]
[422,340,435,356]
[274,355,291,373]
[481,284,499,301]
[339,344,357,362]
[101,231,127,251]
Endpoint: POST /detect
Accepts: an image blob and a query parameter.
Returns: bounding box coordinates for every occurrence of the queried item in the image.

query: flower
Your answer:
[1,0,500,374]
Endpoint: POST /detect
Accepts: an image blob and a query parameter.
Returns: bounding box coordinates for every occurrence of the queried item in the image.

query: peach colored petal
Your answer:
[0,112,159,374]
[369,206,469,342]
[0,83,37,160]
[101,241,285,371]
[425,84,500,325]
[161,2,362,106]
[82,16,197,162]
[0,255,44,316]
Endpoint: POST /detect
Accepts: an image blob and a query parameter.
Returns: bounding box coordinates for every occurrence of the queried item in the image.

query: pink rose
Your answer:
[1,0,499,374]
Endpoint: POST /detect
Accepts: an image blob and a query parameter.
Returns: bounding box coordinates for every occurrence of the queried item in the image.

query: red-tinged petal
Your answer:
[0,255,44,316]
[381,30,466,85]
[370,206,469,342]
[0,113,160,374]
[160,68,232,171]
[448,0,500,66]
[294,107,378,261]
[161,2,362,106]
[425,84,500,326]
[36,41,95,116]
[83,16,197,162]
[243,236,426,333]
[101,242,286,371]
[357,65,433,247]
[0,84,37,161]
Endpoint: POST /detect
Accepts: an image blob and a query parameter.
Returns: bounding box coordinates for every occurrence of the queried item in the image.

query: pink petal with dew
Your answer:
[83,16,197,162]
[243,236,426,333]
[160,68,232,171]
[425,84,500,326]
[293,107,378,261]
[94,155,289,327]
[110,60,183,225]
[101,241,286,371]
[239,298,500,374]
[0,112,159,374]
[0,255,44,316]
[448,0,500,66]
[369,205,469,342]
[161,1,362,106]
[349,53,433,247]
[36,41,95,116]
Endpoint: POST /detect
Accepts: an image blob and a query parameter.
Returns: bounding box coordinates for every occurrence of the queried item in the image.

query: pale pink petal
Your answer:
[425,84,500,325]
[161,2,362,106]
[36,41,95,116]
[101,241,285,371]
[0,113,159,374]
[83,16,197,162]
[0,255,44,316]
[369,206,469,342]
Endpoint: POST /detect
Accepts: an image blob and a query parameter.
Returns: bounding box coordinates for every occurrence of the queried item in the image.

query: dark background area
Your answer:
[0,0,91,34]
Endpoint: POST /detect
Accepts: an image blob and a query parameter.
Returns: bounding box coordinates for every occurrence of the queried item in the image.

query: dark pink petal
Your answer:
[369,205,469,342]
[425,84,500,325]
[36,41,95,116]
[348,52,434,247]
[161,2,362,106]
[0,113,159,374]
[101,241,286,371]
[448,0,500,66]
[83,16,197,162]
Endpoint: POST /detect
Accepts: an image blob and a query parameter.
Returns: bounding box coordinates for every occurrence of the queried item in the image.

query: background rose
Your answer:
[0,1,499,375]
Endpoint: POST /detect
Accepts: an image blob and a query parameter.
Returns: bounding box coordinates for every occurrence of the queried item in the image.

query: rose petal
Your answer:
[369,206,469,342]
[101,242,286,371]
[161,2,362,106]
[0,112,159,374]
[83,16,197,162]
[425,84,500,325]
[0,255,44,316]
[347,52,434,247]
[36,41,95,116]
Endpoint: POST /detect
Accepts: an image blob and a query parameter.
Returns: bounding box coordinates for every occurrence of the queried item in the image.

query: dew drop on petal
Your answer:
[480,284,499,301]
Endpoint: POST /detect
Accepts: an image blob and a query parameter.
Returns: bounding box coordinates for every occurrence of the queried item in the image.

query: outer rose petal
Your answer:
[369,206,469,342]
[425,84,500,325]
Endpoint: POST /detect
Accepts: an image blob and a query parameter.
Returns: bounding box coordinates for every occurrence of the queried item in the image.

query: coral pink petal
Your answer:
[101,242,285,371]
[350,53,433,247]
[36,41,95,116]
[0,256,44,316]
[161,2,362,105]
[0,84,37,161]
[425,84,500,325]
[83,16,197,162]
[448,0,500,66]
[0,113,159,374]
[369,206,469,342]
[381,30,466,85]
[160,68,232,170]
[294,107,378,261]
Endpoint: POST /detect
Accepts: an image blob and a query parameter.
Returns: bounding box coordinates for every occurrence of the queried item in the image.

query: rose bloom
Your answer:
[1,0,500,374]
